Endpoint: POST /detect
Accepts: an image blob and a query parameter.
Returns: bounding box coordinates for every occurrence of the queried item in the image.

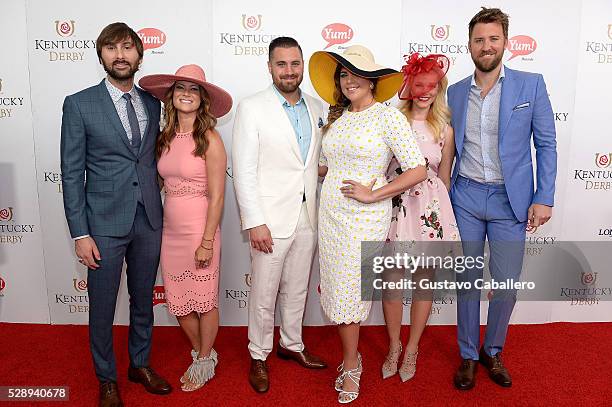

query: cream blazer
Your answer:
[232,85,325,238]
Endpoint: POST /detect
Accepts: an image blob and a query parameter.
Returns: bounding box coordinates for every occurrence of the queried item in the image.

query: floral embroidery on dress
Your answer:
[420,199,444,239]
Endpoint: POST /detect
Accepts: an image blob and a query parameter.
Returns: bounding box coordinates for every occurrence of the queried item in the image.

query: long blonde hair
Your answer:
[399,76,450,142]
[156,84,217,158]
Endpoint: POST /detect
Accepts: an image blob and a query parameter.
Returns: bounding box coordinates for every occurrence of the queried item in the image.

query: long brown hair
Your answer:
[322,64,377,134]
[156,84,217,158]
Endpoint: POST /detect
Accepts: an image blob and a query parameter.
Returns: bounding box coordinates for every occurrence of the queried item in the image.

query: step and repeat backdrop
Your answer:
[1,0,611,326]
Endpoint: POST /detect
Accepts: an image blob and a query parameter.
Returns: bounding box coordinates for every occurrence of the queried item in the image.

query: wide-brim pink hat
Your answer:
[139,64,233,118]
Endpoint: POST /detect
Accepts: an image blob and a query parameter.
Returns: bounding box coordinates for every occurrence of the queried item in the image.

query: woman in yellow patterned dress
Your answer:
[309,45,427,403]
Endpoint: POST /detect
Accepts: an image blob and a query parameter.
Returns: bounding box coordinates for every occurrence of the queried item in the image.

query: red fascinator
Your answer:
[398,53,450,100]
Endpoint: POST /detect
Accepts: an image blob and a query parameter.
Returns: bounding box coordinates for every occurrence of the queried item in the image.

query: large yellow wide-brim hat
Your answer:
[309,45,403,105]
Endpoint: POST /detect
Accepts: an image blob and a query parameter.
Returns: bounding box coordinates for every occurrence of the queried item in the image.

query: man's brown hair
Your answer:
[468,7,510,40]
[96,22,143,60]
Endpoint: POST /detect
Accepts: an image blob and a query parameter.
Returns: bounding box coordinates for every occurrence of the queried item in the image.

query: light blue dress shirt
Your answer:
[272,85,312,162]
[459,65,505,184]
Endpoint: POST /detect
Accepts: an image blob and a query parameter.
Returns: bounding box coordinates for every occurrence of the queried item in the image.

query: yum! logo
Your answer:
[506,35,537,60]
[321,23,354,49]
[137,28,166,51]
[153,285,166,306]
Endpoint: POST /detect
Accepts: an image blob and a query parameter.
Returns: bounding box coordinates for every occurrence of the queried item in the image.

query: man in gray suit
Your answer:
[61,22,171,407]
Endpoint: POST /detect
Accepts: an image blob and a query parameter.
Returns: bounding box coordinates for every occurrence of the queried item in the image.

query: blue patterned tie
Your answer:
[123,93,141,151]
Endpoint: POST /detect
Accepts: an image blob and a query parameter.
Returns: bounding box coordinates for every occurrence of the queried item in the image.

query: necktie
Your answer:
[122,93,141,150]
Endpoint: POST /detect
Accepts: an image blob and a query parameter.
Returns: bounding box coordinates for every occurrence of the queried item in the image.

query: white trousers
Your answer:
[248,202,316,360]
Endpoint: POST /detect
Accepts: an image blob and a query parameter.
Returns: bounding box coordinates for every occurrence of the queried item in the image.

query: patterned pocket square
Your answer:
[513,102,530,111]
[318,117,324,128]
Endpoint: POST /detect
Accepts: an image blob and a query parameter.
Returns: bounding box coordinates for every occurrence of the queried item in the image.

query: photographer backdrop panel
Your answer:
[211,0,402,326]
[399,0,581,325]
[25,0,213,325]
[1,0,610,325]
[0,0,49,323]
[552,0,612,322]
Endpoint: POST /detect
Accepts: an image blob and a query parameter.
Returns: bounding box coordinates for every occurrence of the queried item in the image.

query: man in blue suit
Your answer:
[61,23,171,406]
[447,8,556,390]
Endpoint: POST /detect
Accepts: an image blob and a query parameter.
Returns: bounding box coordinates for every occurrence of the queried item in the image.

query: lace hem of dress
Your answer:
[167,266,219,283]
[167,295,219,316]
[164,177,209,197]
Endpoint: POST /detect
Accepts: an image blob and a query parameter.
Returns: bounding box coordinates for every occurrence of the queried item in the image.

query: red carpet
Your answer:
[1,323,610,406]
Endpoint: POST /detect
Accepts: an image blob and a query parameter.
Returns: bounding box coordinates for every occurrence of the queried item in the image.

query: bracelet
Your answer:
[200,244,213,250]
[202,237,214,243]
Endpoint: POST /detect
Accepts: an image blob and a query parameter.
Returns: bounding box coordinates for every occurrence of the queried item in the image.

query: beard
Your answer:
[273,73,303,93]
[102,59,140,81]
[472,51,503,73]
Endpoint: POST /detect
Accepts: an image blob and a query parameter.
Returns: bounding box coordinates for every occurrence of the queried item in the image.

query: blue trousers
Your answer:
[451,176,526,360]
[87,203,161,382]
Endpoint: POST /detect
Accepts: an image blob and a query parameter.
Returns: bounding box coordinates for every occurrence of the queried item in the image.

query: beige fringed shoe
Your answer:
[381,343,403,379]
[181,348,219,392]
[180,349,199,384]
[398,348,418,382]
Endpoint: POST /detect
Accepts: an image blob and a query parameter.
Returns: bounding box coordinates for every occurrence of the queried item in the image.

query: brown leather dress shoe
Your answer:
[479,348,512,387]
[249,358,269,393]
[277,346,327,369]
[99,381,123,407]
[127,366,172,395]
[454,359,477,390]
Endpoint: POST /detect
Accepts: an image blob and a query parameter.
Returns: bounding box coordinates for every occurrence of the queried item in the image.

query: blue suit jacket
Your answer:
[447,66,557,222]
[61,80,163,238]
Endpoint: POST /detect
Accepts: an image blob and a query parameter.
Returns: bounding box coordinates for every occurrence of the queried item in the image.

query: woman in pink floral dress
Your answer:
[382,53,460,383]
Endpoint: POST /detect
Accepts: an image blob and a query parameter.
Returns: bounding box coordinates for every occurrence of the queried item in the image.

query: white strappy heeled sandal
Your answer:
[337,353,362,404]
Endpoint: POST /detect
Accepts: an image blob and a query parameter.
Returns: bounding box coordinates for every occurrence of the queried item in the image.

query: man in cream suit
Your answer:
[232,37,327,393]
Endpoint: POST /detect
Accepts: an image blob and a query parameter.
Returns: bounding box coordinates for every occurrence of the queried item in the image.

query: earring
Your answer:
[370,83,374,89]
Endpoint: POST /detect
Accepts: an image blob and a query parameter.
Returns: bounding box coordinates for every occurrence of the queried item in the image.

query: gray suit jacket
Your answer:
[61,80,163,238]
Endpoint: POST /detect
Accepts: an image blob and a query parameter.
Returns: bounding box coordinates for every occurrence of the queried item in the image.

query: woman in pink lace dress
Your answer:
[382,54,460,383]
[140,65,232,391]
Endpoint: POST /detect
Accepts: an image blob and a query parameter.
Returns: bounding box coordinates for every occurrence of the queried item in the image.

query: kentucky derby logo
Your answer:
[153,285,166,306]
[608,24,612,40]
[73,278,87,293]
[137,28,166,51]
[430,25,450,41]
[0,207,13,221]
[55,20,75,37]
[581,272,598,286]
[245,273,252,288]
[322,23,354,49]
[595,153,612,168]
[242,14,262,31]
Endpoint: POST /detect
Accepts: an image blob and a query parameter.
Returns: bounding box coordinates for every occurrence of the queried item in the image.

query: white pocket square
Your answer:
[513,102,530,111]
